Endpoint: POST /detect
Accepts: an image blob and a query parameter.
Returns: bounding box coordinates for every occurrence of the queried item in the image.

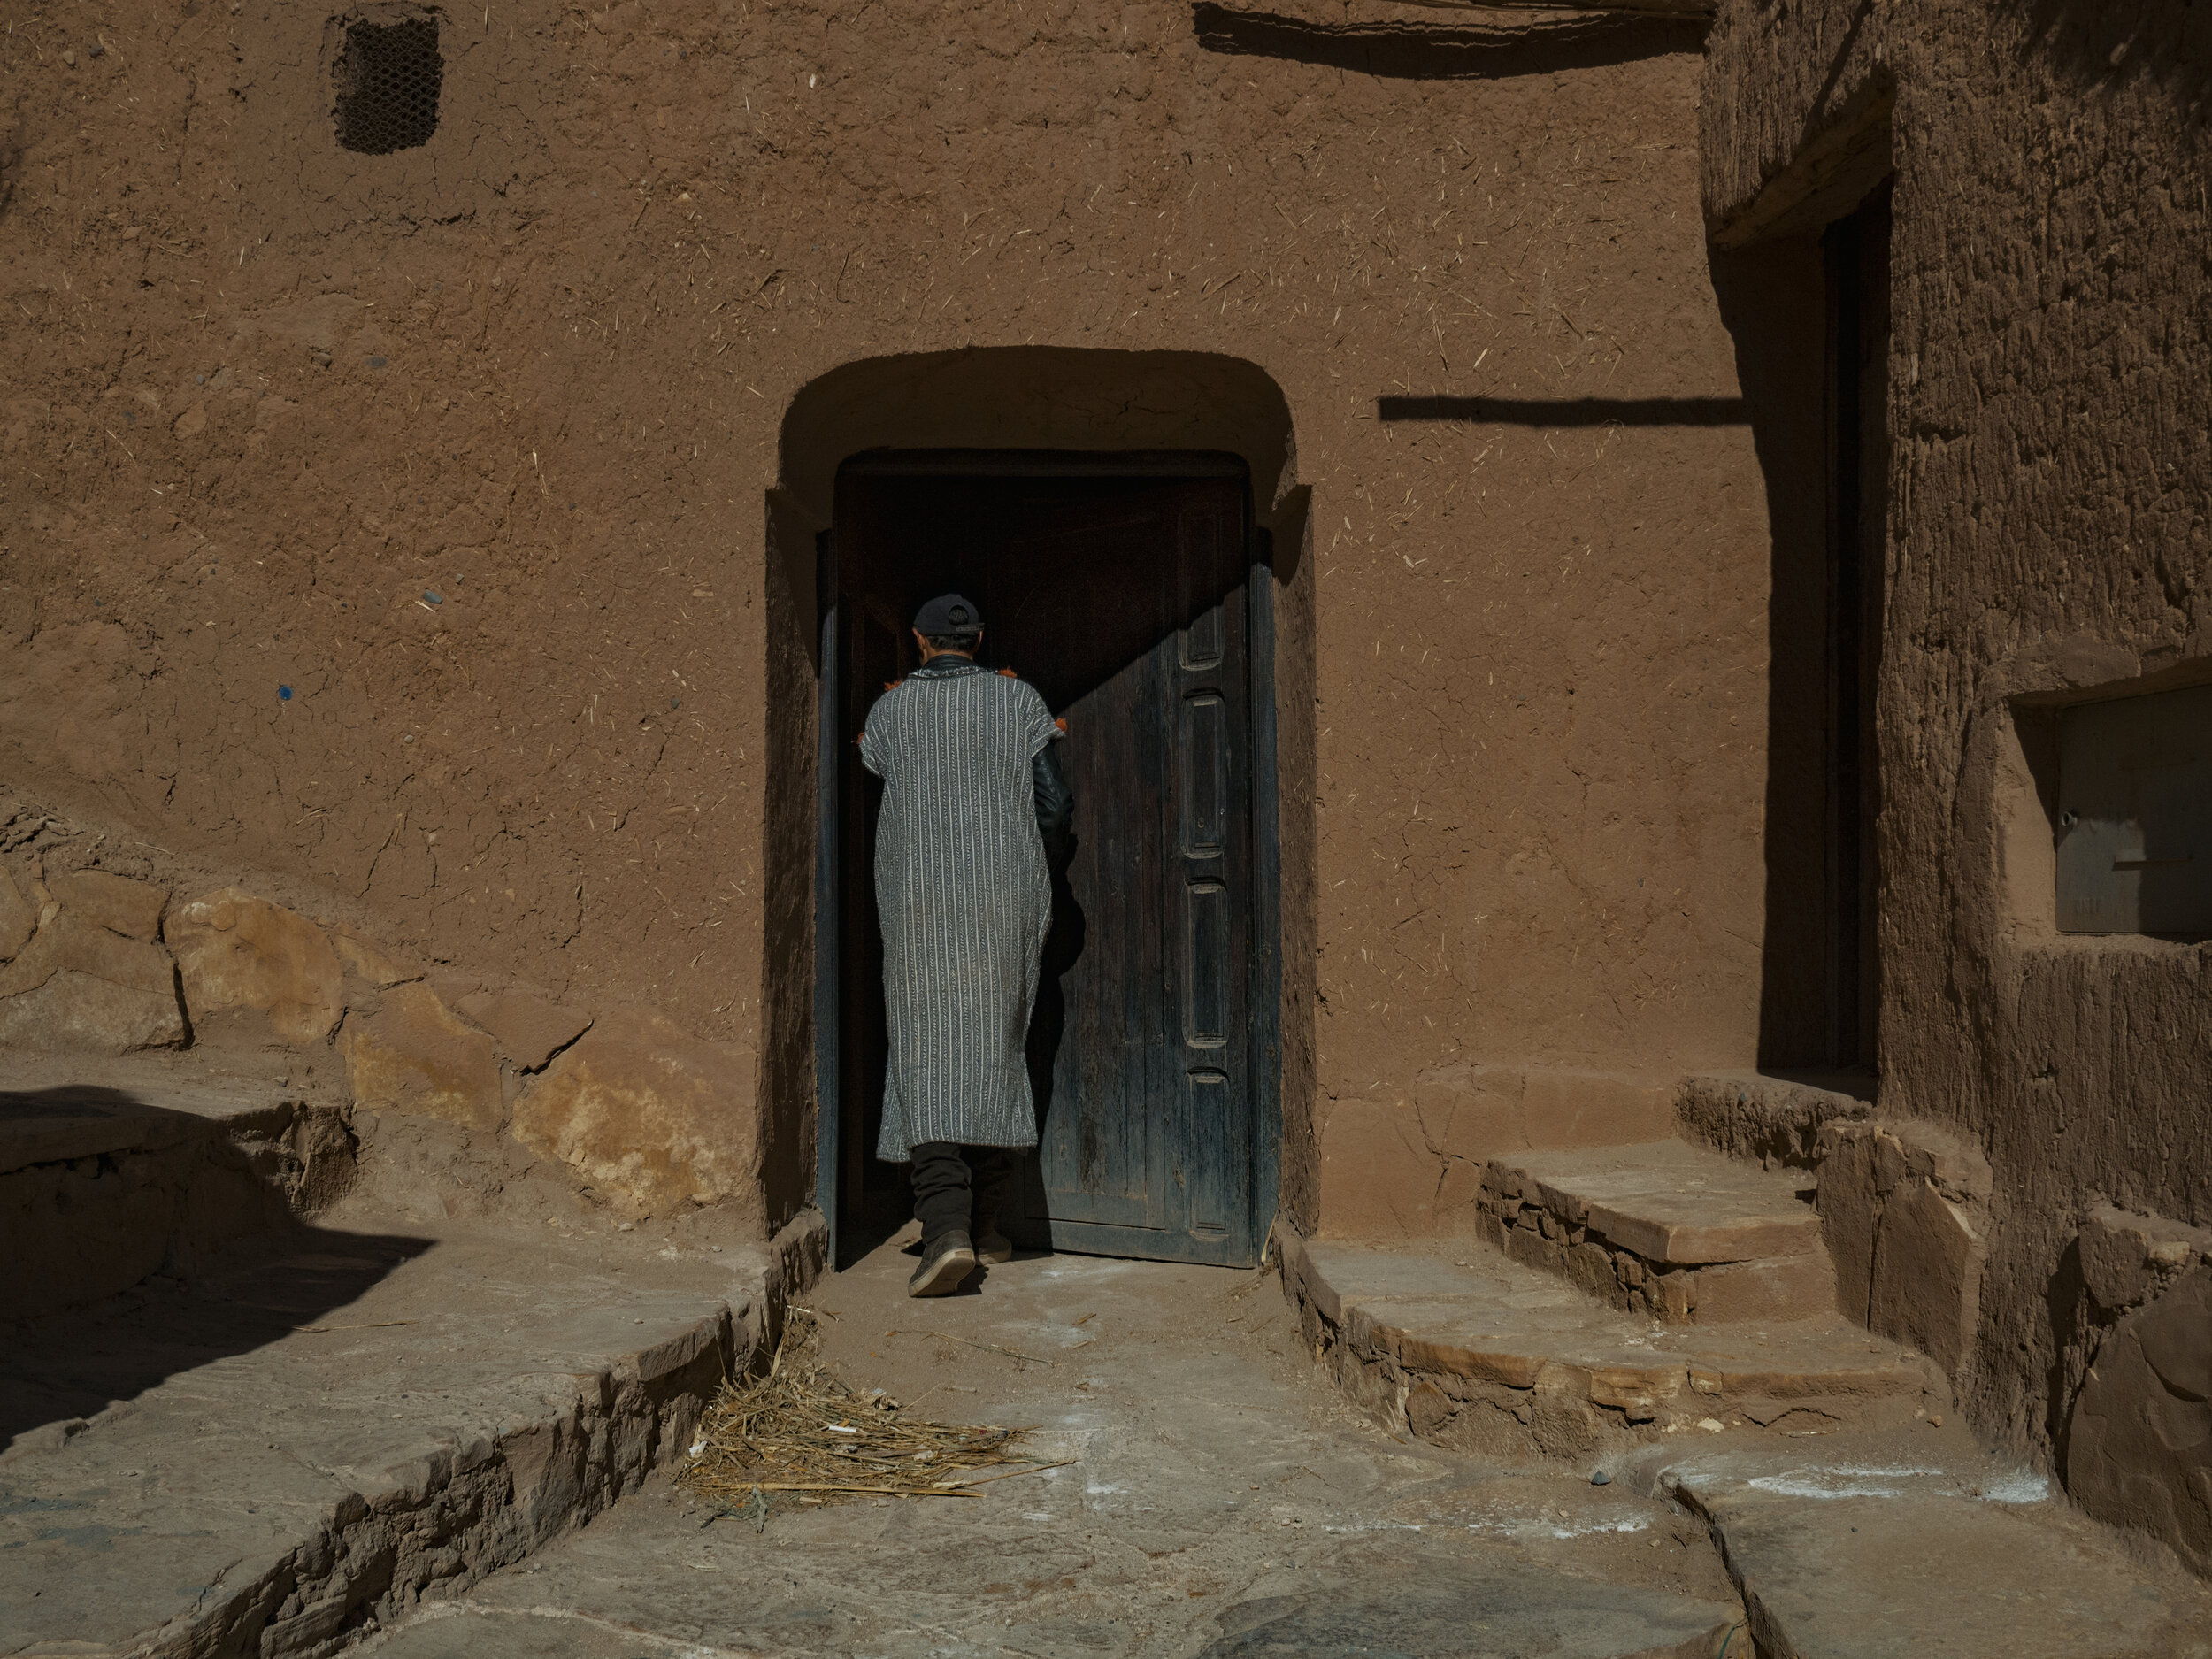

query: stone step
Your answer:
[1273,1225,1943,1462]
[1,1054,357,1322]
[0,1206,820,1657]
[1478,1139,1837,1324]
[1649,1434,2212,1657]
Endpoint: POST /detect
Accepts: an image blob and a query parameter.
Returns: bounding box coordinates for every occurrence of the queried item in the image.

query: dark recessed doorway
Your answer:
[1819,180,1891,1071]
[814,452,1278,1270]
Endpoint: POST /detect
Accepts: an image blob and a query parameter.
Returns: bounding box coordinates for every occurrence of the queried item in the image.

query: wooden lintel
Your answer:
[1193,0,1713,55]
[1392,0,1715,14]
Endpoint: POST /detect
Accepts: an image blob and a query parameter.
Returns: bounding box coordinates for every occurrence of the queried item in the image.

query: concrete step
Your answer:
[1648,1434,2212,1658]
[1478,1139,1837,1324]
[1273,1225,1943,1462]
[0,1209,819,1657]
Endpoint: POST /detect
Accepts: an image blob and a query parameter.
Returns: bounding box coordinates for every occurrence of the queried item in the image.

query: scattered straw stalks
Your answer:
[677,1308,1070,1525]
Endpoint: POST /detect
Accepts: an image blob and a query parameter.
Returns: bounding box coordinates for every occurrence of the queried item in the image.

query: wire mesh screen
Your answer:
[334,15,442,155]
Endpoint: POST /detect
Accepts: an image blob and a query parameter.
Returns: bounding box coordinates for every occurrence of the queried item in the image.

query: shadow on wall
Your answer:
[1189,3,1706,79]
[0,1083,427,1453]
[2018,1,2212,121]
[1708,236,1832,1066]
[777,349,1300,526]
[1709,240,1834,1071]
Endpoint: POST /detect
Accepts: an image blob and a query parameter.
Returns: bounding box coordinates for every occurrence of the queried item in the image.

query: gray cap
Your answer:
[915,593,982,634]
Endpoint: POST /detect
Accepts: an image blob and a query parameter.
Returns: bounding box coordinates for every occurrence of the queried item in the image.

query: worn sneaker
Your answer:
[973,1225,1013,1265]
[907,1230,977,1298]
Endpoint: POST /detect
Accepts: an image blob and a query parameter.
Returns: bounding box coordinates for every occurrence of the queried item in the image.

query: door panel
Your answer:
[830,460,1262,1266]
[1181,694,1227,857]
[1037,636,1164,1230]
[1185,881,1230,1047]
[1168,491,1251,1259]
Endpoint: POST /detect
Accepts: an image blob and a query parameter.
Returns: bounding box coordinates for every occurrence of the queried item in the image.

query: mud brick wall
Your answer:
[0,1,1778,1237]
[1702,0,2212,1502]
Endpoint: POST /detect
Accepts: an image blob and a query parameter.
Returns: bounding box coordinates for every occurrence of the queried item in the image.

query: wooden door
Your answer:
[828,459,1263,1267]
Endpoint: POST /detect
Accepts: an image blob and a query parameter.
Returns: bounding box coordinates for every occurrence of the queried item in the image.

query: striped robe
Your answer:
[860,660,1061,1160]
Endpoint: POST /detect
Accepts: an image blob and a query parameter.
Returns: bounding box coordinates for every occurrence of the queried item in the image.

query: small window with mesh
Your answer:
[334,13,442,156]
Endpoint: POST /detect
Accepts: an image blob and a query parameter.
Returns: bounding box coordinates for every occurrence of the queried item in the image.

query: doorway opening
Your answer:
[816,452,1280,1269]
[1819,179,1892,1071]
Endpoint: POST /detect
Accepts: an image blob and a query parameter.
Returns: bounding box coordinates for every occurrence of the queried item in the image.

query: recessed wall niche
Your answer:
[2008,680,2212,938]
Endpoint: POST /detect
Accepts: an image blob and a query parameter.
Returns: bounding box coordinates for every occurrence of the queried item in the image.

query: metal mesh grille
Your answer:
[334,16,442,155]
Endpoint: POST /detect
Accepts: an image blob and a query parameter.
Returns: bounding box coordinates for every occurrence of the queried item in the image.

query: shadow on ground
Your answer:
[2,1080,431,1452]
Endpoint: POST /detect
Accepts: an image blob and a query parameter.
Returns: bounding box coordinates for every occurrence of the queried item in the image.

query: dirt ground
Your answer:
[359,1237,1743,1657]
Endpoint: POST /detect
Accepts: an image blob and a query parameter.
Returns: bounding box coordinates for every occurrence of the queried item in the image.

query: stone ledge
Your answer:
[0,1075,271,1172]
[1652,1435,2212,1657]
[0,1070,356,1324]
[0,1207,825,1658]
[1675,1072,1874,1170]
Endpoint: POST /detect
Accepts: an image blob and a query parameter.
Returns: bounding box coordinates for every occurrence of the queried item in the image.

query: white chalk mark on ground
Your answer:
[1744,1463,2051,1502]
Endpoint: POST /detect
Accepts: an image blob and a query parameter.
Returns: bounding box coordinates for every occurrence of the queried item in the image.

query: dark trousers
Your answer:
[910,1142,1019,1251]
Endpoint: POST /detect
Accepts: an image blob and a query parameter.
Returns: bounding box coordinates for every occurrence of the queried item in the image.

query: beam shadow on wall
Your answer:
[1192,3,1707,79]
[1376,396,1750,426]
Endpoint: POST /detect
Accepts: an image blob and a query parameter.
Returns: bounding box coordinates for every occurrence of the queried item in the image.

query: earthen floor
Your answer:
[360,1233,2212,1659]
[358,1234,1747,1658]
[7,1048,2203,1659]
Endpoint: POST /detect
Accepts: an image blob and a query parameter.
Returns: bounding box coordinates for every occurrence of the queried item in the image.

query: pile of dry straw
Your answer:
[677,1308,1069,1516]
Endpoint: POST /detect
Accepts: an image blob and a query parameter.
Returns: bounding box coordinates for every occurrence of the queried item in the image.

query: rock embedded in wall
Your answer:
[1815,1118,1990,1378]
[0,879,187,1055]
[167,887,346,1047]
[46,869,166,941]
[1868,1178,1983,1378]
[456,989,594,1071]
[2067,1266,2212,1578]
[340,981,503,1132]
[329,923,422,988]
[511,1008,762,1227]
[283,1103,360,1213]
[2078,1202,2212,1316]
[0,867,41,959]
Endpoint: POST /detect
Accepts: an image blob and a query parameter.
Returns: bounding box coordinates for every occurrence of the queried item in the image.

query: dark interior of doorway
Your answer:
[1724,168,1893,1074]
[1819,179,1891,1071]
[818,454,1274,1270]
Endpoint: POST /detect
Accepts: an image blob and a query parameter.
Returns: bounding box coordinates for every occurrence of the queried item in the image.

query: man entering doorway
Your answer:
[860,593,1075,1297]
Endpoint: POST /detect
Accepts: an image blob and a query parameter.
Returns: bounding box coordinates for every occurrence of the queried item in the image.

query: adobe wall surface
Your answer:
[1702,0,2212,1474]
[1,3,1775,1236]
